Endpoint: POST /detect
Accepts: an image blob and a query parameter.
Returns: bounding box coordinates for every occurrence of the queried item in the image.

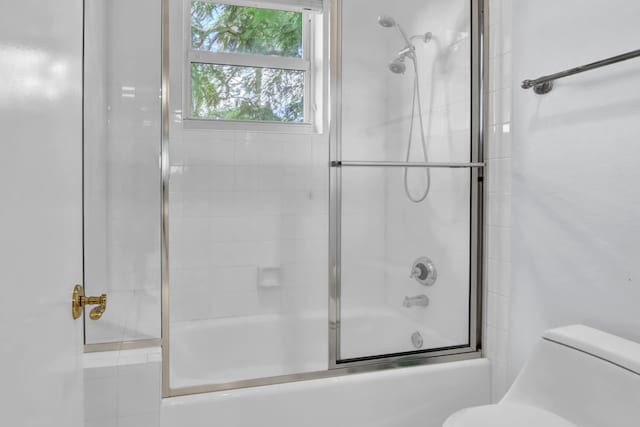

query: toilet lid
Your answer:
[443,404,578,427]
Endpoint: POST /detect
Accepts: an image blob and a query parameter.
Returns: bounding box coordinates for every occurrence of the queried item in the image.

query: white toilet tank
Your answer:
[444,325,640,427]
[502,325,640,427]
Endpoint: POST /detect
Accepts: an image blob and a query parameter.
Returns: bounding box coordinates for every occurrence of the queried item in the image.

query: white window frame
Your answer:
[184,0,316,132]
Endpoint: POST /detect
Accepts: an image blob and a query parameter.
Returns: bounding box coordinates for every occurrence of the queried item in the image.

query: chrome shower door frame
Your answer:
[327,0,485,368]
[161,0,486,397]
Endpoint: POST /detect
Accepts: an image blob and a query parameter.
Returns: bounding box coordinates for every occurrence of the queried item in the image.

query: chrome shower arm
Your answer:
[395,23,412,47]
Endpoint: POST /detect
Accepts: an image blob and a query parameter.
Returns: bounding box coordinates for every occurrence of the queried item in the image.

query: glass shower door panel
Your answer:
[168,132,329,388]
[339,166,471,360]
[83,0,162,344]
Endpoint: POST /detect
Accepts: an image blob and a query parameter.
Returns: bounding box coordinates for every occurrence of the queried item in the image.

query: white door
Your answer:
[0,0,84,426]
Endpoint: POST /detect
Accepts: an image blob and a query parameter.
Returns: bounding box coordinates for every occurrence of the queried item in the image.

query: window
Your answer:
[187,1,315,125]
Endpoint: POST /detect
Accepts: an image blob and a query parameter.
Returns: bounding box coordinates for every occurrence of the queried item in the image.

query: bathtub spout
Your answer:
[403,294,429,308]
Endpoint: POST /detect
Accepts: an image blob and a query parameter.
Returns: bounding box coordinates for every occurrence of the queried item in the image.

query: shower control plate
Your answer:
[410,257,437,286]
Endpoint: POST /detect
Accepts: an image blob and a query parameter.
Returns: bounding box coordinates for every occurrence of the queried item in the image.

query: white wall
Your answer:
[509,0,640,381]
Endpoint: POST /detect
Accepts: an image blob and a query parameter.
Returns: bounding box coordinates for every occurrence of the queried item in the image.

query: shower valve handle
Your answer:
[409,257,438,286]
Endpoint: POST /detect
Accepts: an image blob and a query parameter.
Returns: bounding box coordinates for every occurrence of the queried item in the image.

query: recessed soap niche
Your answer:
[258,267,282,288]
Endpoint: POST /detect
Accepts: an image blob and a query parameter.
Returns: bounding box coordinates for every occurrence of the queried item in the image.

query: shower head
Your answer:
[388,57,407,74]
[377,15,396,28]
[377,15,411,47]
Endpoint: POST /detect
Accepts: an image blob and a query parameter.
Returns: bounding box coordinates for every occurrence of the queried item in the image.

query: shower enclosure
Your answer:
[162,0,483,396]
[331,0,482,366]
[81,0,484,398]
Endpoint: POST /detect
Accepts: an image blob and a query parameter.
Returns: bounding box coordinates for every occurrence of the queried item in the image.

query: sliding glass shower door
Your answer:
[163,0,483,396]
[330,0,481,364]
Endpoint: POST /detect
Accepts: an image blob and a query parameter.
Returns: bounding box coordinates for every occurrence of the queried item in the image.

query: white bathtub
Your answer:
[82,317,489,427]
[162,358,490,427]
[170,309,460,388]
[171,312,325,388]
[165,311,490,427]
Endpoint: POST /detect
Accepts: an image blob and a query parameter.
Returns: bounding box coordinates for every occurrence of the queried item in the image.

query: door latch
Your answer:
[71,284,107,320]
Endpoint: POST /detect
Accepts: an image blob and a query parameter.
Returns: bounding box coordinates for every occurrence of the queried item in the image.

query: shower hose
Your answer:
[404,54,433,203]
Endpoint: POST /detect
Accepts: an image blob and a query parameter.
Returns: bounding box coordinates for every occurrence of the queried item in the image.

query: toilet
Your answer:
[444,325,640,427]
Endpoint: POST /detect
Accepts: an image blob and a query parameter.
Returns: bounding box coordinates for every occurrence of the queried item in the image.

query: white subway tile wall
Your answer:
[484,0,513,402]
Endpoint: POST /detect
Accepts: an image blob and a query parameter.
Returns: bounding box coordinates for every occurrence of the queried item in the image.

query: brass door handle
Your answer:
[71,285,107,320]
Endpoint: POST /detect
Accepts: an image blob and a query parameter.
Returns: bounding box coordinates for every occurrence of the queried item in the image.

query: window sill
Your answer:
[182,118,319,135]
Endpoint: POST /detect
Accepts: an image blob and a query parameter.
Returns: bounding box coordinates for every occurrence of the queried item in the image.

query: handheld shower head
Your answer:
[377,15,396,28]
[388,56,407,74]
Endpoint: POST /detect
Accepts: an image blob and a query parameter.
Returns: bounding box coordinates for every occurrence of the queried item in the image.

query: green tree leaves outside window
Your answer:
[190,2,306,122]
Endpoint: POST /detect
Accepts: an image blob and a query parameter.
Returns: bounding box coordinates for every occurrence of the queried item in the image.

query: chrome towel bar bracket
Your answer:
[521,48,640,95]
